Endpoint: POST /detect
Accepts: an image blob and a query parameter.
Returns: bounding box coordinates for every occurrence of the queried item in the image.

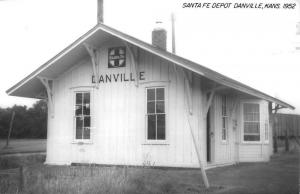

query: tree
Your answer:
[0,100,47,139]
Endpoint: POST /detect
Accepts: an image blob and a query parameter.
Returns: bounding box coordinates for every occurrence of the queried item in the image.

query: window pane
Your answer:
[156,88,164,101]
[83,93,90,104]
[76,117,83,139]
[244,103,259,113]
[84,116,90,127]
[244,122,260,134]
[244,113,253,121]
[222,96,227,116]
[75,105,82,116]
[222,117,226,129]
[222,107,226,116]
[244,135,260,141]
[245,113,259,122]
[83,127,90,139]
[147,89,155,101]
[254,113,259,121]
[244,103,260,141]
[157,114,165,140]
[156,101,165,113]
[76,93,83,104]
[265,123,269,140]
[222,129,226,140]
[147,115,156,139]
[83,104,90,115]
[147,102,155,114]
[75,92,91,140]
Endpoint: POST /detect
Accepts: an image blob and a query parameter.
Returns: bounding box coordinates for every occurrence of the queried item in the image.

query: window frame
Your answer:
[221,95,228,143]
[144,84,168,145]
[241,101,261,144]
[264,120,270,143]
[72,88,93,144]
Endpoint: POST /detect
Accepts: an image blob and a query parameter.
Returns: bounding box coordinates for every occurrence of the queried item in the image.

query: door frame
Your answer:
[206,107,215,163]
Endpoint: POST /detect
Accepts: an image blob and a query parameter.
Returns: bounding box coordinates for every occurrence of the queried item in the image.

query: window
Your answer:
[74,92,91,140]
[265,120,269,142]
[243,103,260,141]
[146,87,166,140]
[221,96,228,142]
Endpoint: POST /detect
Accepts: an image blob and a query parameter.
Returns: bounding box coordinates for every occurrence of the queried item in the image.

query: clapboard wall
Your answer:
[45,38,273,167]
[46,39,207,167]
[237,100,271,162]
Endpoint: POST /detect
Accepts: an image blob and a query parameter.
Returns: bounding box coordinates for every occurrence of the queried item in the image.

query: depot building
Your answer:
[7,5,294,168]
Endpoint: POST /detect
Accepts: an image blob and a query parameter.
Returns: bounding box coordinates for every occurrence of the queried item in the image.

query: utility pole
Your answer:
[296,0,300,50]
[6,111,15,148]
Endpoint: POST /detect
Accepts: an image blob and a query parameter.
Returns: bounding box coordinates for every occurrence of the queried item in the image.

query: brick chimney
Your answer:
[152,21,167,50]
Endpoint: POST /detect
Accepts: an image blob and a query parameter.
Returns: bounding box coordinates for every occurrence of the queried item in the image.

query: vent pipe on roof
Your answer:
[171,13,176,54]
[152,21,167,50]
[97,0,104,23]
[296,21,300,50]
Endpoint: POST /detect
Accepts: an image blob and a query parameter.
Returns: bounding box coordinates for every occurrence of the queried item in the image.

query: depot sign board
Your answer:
[92,46,146,84]
[108,47,126,68]
[91,46,146,84]
[92,72,145,84]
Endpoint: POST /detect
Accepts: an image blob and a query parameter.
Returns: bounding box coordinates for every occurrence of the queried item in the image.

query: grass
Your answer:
[0,139,46,155]
[11,164,223,194]
[0,154,45,170]
[0,153,46,194]
[0,144,298,194]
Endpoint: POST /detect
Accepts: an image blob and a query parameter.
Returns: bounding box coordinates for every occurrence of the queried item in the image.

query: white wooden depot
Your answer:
[7,23,294,176]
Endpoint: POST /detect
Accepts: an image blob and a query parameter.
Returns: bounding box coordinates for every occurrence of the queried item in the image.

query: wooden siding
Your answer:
[273,113,300,137]
[237,100,271,162]
[46,39,206,167]
[211,95,236,164]
[45,38,273,167]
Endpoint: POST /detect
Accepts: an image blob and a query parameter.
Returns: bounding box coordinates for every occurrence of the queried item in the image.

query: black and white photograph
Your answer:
[0,0,299,193]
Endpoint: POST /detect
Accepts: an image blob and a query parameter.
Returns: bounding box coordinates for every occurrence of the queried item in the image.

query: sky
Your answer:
[0,0,299,114]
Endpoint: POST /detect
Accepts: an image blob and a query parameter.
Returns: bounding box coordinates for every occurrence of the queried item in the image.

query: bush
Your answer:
[0,100,47,139]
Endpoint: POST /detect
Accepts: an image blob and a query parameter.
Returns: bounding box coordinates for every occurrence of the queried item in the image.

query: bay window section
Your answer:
[243,103,260,142]
[75,92,91,140]
[146,87,166,140]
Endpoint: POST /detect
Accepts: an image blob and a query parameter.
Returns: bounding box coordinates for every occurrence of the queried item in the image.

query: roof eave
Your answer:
[6,23,295,110]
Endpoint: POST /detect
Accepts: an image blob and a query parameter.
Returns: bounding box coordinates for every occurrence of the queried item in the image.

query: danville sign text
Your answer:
[92,72,145,84]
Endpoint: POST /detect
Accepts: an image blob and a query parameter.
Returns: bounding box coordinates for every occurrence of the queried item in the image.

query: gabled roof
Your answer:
[6,23,294,109]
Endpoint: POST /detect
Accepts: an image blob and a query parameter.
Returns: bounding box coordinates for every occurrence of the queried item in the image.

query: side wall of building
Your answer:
[204,93,272,164]
[45,38,272,167]
[46,39,207,168]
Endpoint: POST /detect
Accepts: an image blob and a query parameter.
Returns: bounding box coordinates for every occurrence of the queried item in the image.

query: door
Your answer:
[206,108,215,163]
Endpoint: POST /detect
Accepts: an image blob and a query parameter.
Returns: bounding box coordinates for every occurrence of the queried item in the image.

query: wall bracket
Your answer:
[124,41,139,87]
[84,43,99,89]
[37,76,54,116]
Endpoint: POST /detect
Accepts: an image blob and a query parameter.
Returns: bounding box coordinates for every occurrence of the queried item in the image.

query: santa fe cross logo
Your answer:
[108,47,126,68]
